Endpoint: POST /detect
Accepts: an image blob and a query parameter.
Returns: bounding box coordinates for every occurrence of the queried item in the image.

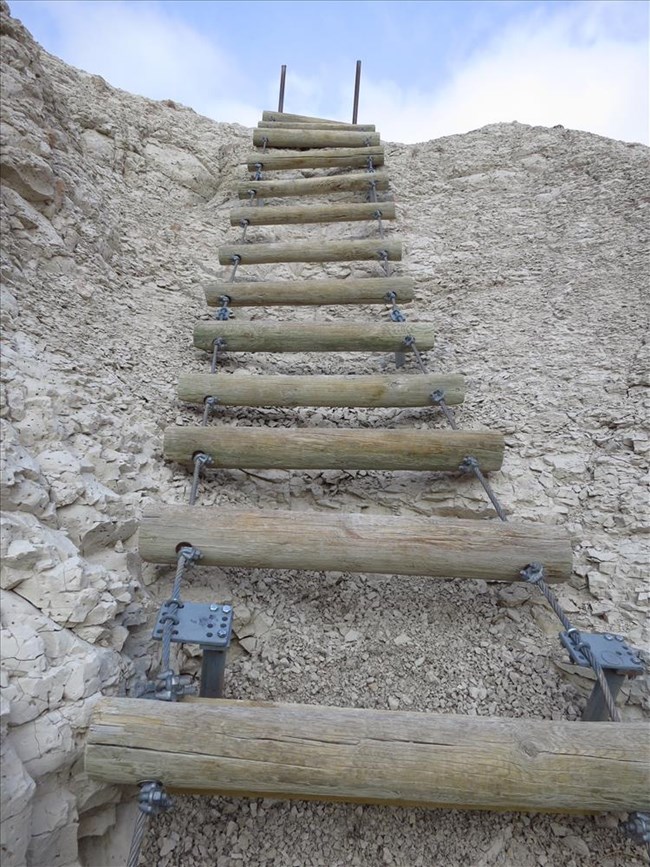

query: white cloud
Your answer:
[354,1,649,144]
[31,0,263,124]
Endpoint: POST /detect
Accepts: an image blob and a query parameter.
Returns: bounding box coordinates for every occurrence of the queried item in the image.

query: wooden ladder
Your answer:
[85,110,648,819]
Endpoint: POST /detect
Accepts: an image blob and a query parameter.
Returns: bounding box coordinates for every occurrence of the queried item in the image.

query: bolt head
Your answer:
[209,604,218,611]
[604,634,613,640]
[222,605,232,614]
[217,630,227,638]
[615,635,624,641]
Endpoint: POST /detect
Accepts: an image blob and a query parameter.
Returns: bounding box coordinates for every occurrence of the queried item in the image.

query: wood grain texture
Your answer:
[163,426,504,471]
[253,129,380,149]
[218,238,401,265]
[230,201,396,227]
[258,121,376,131]
[237,171,390,199]
[246,147,384,171]
[204,277,414,307]
[85,697,648,812]
[138,505,573,582]
[193,321,433,353]
[177,372,465,407]
[262,111,358,125]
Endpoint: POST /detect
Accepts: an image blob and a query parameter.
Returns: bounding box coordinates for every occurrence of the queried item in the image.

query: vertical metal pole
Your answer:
[352,60,362,124]
[278,64,287,113]
[582,671,625,721]
[199,648,227,698]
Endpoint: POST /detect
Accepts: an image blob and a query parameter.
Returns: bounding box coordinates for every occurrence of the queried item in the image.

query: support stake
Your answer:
[278,64,287,113]
[352,60,362,124]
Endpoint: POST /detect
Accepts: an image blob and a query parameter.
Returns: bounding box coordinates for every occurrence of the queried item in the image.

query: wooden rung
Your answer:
[139,505,573,583]
[230,201,396,227]
[262,110,358,125]
[253,129,380,150]
[163,427,504,472]
[193,321,433,353]
[258,121,376,132]
[204,277,414,307]
[246,147,384,171]
[218,239,401,265]
[86,697,649,812]
[237,170,390,200]
[177,373,465,408]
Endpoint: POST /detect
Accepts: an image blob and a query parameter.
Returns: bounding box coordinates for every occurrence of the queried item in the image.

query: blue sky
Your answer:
[8,0,649,144]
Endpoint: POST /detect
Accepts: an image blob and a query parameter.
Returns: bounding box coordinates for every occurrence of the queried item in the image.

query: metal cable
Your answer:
[521,563,621,721]
[367,156,375,173]
[248,189,256,201]
[202,396,218,426]
[126,810,149,867]
[189,453,212,506]
[254,162,263,181]
[210,337,225,373]
[368,178,378,203]
[373,209,385,238]
[401,335,428,374]
[229,255,241,282]
[240,219,249,242]
[385,291,406,323]
[378,249,391,277]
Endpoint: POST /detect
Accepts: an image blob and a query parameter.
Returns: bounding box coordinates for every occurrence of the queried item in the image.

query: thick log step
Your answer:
[253,129,380,150]
[230,201,396,227]
[246,147,384,171]
[218,239,401,265]
[139,505,573,583]
[262,110,359,125]
[238,170,389,200]
[178,373,464,407]
[258,121,376,132]
[204,277,414,307]
[163,427,504,472]
[86,697,649,812]
[193,321,433,353]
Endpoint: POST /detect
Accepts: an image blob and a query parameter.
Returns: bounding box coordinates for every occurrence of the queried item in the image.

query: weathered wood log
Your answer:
[230,201,396,227]
[246,147,384,171]
[253,129,380,149]
[139,505,573,582]
[163,427,504,472]
[204,277,414,307]
[262,110,356,125]
[177,372,465,407]
[193,321,433,353]
[237,170,390,199]
[258,121,376,132]
[218,239,401,265]
[85,697,649,812]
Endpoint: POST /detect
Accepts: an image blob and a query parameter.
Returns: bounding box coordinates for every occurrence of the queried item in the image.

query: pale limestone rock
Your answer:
[0,738,35,867]
[9,710,74,777]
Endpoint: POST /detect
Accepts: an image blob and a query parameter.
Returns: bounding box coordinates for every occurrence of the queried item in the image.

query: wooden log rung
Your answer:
[253,129,380,150]
[204,277,414,308]
[86,697,649,813]
[230,201,396,227]
[262,110,358,125]
[177,373,465,408]
[258,121,377,132]
[218,239,401,265]
[246,147,384,171]
[163,427,505,472]
[237,170,390,200]
[139,505,573,583]
[193,321,434,353]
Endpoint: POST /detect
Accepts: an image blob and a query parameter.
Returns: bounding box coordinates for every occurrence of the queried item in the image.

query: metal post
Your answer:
[278,64,287,113]
[352,60,361,124]
[199,648,227,698]
[582,671,625,721]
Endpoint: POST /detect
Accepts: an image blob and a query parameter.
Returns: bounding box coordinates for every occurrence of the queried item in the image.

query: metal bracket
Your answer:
[153,602,234,700]
[559,631,644,722]
[153,601,233,649]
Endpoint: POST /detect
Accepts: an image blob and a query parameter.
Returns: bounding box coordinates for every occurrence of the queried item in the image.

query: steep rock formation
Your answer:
[1,3,648,866]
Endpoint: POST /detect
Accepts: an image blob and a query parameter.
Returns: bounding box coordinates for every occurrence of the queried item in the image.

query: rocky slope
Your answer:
[1,3,648,866]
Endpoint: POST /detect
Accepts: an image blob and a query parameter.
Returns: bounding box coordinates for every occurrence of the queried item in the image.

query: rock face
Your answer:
[1,2,648,866]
